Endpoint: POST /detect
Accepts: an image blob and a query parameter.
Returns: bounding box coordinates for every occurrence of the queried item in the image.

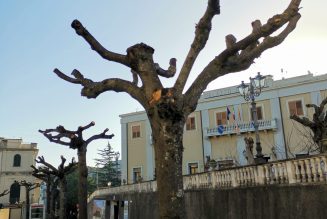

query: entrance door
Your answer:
[9,181,20,204]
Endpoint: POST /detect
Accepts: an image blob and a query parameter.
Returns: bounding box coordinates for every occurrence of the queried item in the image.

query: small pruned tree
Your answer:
[19,180,39,219]
[39,122,114,219]
[31,165,54,219]
[290,97,327,153]
[53,1,302,218]
[32,155,77,219]
[0,189,9,197]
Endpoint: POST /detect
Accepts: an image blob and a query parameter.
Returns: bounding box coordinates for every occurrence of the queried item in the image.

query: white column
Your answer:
[201,109,212,159]
[270,97,286,159]
[120,122,128,184]
[145,120,154,180]
[236,135,247,165]
[310,91,321,105]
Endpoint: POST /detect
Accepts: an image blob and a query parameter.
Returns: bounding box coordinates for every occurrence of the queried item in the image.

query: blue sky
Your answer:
[1,0,326,166]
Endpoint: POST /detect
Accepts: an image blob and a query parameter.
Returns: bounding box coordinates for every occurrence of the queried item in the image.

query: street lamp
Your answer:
[238,72,267,163]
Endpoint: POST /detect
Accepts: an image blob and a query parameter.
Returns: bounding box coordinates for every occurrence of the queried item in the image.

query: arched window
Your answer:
[9,181,20,204]
[13,154,21,167]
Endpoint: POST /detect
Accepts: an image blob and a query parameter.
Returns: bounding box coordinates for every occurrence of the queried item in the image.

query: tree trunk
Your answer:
[150,116,186,219]
[25,189,30,219]
[50,180,59,219]
[77,145,88,219]
[46,181,51,219]
[59,179,67,219]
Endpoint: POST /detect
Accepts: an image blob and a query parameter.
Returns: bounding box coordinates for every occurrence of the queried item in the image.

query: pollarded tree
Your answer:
[39,122,114,219]
[31,164,54,219]
[53,1,302,218]
[290,97,327,153]
[32,155,77,219]
[19,180,39,219]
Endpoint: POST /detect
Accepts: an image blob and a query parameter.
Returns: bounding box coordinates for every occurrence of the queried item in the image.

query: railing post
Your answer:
[299,160,306,183]
[322,155,327,181]
[230,169,238,187]
[316,157,324,182]
[256,165,266,185]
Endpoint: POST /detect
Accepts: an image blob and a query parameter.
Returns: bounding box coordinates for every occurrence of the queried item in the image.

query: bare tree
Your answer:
[39,122,113,219]
[32,156,77,219]
[53,1,302,218]
[19,180,39,219]
[31,165,53,219]
[265,120,319,160]
[0,189,9,197]
[291,97,327,153]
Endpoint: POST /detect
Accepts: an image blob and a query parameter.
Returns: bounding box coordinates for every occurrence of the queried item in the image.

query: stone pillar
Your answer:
[201,109,212,160]
[121,122,128,184]
[145,120,154,181]
[270,97,286,159]
[310,91,321,105]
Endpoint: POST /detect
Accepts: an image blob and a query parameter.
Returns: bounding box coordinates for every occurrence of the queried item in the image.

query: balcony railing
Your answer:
[88,154,327,202]
[206,119,277,137]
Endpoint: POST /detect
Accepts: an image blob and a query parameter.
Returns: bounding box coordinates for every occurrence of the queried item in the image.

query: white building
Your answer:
[0,138,39,205]
[119,73,327,184]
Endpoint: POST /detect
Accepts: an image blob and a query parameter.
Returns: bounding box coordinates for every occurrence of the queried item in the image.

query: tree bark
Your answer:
[46,181,51,219]
[59,179,67,219]
[150,115,185,219]
[77,145,88,219]
[25,189,30,219]
[50,179,59,219]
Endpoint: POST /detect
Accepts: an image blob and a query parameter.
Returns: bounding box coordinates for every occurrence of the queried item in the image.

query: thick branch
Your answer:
[19,180,39,191]
[35,156,58,173]
[31,165,52,178]
[224,13,301,73]
[39,130,71,146]
[174,0,220,93]
[33,156,77,180]
[319,97,327,109]
[154,58,177,78]
[78,121,95,133]
[86,128,114,145]
[71,20,129,67]
[184,0,301,108]
[63,157,77,174]
[290,114,315,129]
[53,68,146,104]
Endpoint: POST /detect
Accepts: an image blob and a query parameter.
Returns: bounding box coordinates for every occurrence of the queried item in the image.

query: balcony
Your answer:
[206,118,277,137]
[88,153,327,202]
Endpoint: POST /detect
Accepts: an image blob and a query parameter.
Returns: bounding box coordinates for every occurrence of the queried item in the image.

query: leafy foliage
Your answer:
[94,142,120,187]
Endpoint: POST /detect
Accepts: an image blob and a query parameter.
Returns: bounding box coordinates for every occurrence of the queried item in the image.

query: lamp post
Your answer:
[238,72,267,163]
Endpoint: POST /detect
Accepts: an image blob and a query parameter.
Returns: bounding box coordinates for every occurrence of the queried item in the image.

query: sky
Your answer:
[0,0,326,167]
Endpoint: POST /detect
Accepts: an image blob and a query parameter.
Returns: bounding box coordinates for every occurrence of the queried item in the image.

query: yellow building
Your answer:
[120,73,327,184]
[0,138,39,205]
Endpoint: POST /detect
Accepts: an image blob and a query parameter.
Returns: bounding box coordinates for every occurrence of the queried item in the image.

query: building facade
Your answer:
[120,73,327,184]
[0,138,39,205]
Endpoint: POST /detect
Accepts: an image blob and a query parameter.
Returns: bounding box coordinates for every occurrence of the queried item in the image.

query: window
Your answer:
[13,154,21,167]
[188,163,198,174]
[9,181,20,204]
[216,111,227,126]
[288,100,304,116]
[133,167,142,183]
[250,106,263,120]
[132,125,141,138]
[186,116,196,130]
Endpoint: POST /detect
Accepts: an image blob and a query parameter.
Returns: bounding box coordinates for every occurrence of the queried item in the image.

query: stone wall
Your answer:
[102,184,327,219]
